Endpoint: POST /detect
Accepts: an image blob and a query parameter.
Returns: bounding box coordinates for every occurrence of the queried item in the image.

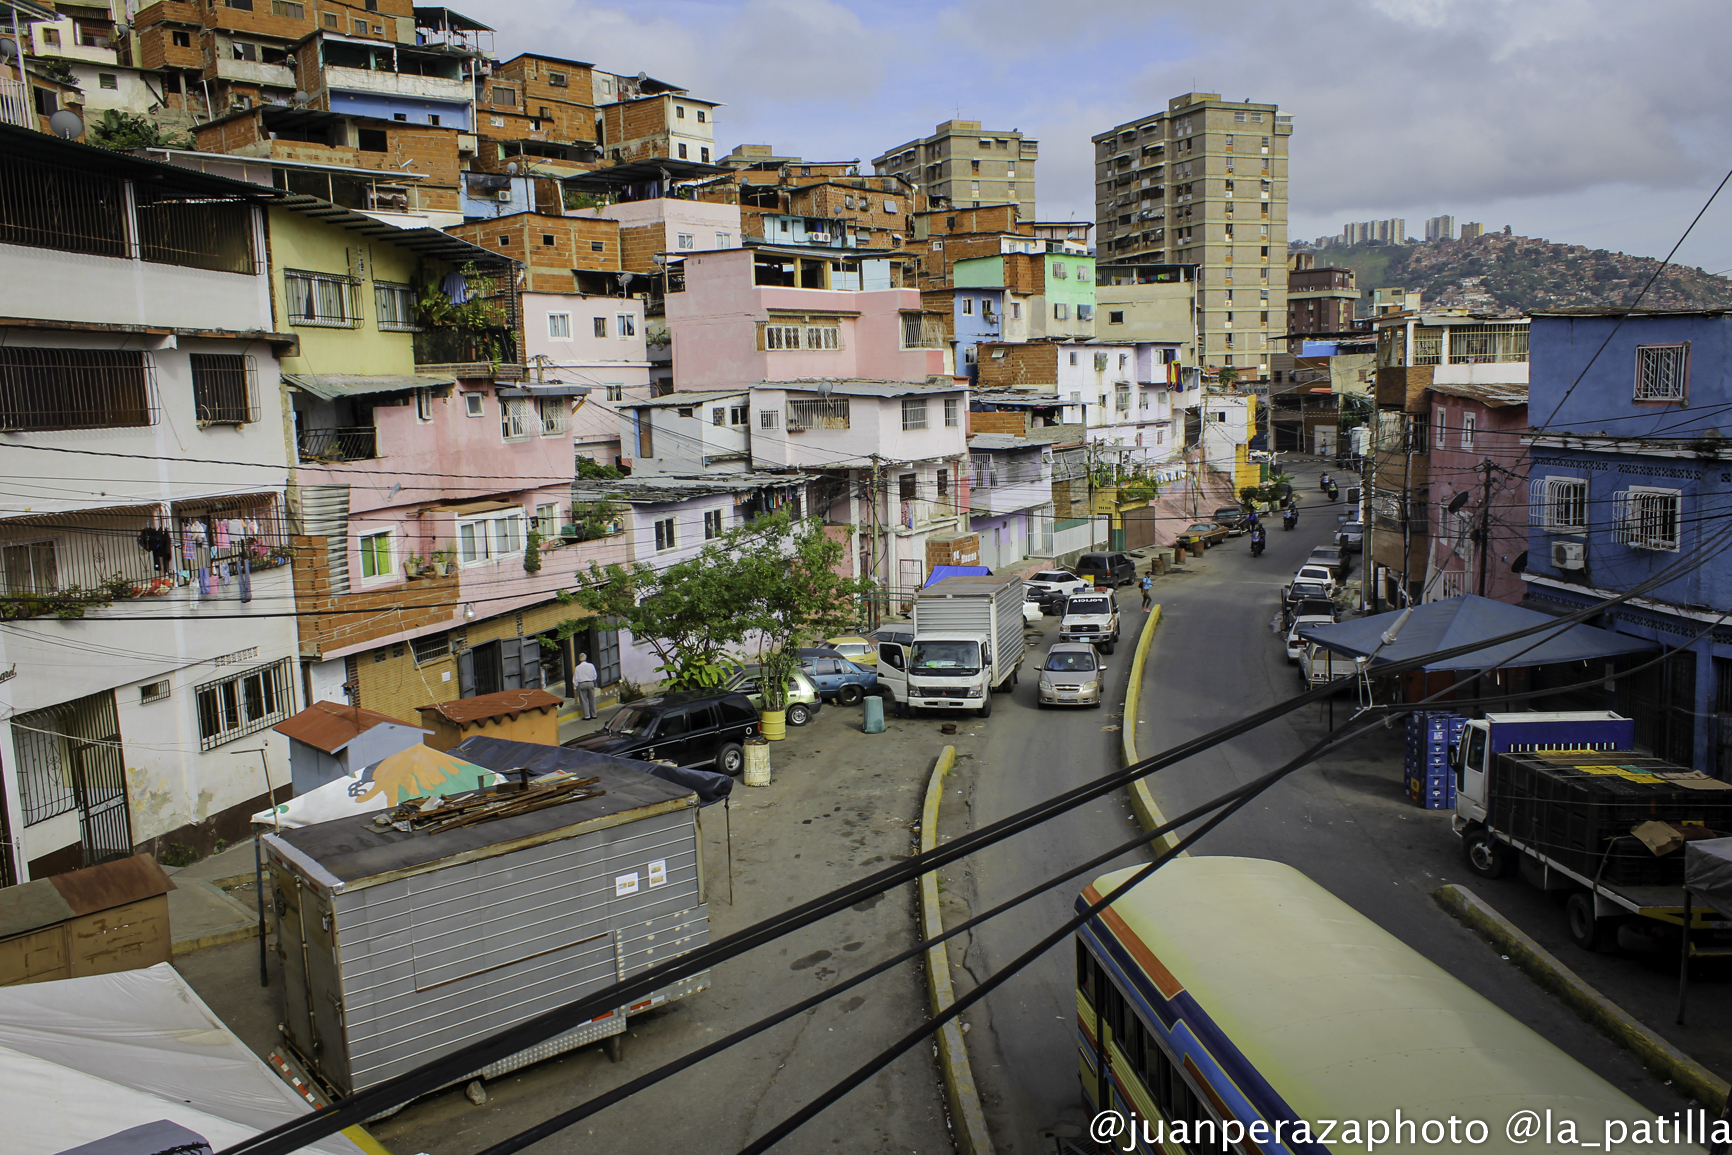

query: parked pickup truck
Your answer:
[1059,590,1121,654]
[1454,712,1732,953]
[1177,522,1229,549]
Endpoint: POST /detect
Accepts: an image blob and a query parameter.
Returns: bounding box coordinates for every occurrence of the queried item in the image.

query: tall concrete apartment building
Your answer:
[872,120,1037,219]
[1424,215,1455,242]
[1093,92,1291,378]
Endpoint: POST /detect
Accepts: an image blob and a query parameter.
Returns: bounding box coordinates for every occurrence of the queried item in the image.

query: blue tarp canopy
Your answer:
[924,565,990,587]
[451,735,734,806]
[1297,595,1658,672]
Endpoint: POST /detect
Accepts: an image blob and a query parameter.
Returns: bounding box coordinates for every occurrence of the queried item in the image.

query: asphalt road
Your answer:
[936,576,1157,1153]
[1138,458,1720,1115]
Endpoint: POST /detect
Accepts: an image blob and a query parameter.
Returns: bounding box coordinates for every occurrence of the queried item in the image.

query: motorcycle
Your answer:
[1282,509,1298,531]
[1249,530,1266,557]
[1319,473,1333,492]
[1325,482,1339,501]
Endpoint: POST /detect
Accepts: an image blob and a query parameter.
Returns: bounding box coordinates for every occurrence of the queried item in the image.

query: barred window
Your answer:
[190,353,258,424]
[786,398,850,430]
[374,281,416,331]
[538,397,567,436]
[901,398,928,431]
[1613,488,1680,552]
[195,658,293,750]
[284,269,358,327]
[759,409,778,430]
[1529,477,1587,533]
[501,397,533,439]
[0,348,157,431]
[11,691,122,824]
[412,632,449,664]
[1635,344,1688,401]
[944,397,959,427]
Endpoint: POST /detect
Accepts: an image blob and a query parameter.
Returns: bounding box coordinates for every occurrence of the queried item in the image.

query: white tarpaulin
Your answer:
[0,963,371,1155]
[253,744,500,829]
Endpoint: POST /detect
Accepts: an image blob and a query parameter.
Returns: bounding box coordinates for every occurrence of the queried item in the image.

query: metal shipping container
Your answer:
[262,765,709,1098]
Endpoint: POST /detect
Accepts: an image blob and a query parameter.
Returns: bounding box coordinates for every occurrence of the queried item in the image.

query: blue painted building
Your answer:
[1524,310,1732,773]
[951,287,1004,380]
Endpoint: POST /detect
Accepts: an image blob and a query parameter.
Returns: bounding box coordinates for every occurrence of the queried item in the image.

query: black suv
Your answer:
[564,691,759,775]
[1074,552,1138,588]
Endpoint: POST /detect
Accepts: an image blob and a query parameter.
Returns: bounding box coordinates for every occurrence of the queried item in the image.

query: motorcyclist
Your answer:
[1249,523,1267,556]
[1325,479,1339,501]
[1283,507,1298,530]
[1319,471,1332,492]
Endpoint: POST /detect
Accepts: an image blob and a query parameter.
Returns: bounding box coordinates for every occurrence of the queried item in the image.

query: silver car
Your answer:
[1037,642,1107,708]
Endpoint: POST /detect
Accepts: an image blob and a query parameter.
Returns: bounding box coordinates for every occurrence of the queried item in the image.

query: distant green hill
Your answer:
[1306,236,1732,314]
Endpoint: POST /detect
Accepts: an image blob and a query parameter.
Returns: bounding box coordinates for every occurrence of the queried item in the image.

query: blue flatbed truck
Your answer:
[1451,712,1732,955]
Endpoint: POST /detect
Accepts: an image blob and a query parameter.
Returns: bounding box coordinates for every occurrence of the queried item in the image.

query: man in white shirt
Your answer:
[573,653,600,719]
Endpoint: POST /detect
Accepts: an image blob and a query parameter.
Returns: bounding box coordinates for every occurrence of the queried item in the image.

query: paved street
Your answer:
[1138,459,1725,1111]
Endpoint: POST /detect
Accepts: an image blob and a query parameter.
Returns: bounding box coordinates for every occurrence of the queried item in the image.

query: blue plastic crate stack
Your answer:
[1404,711,1465,809]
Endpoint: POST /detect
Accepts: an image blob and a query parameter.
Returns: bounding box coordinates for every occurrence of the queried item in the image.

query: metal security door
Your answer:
[67,691,131,866]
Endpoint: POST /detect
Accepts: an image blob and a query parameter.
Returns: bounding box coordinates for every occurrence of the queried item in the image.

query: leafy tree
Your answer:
[730,512,872,711]
[557,547,747,691]
[87,109,192,151]
[575,456,625,480]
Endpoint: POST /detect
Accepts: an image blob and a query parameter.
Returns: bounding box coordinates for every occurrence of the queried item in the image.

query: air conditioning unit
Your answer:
[807,232,832,243]
[1551,541,1585,571]
[493,189,514,202]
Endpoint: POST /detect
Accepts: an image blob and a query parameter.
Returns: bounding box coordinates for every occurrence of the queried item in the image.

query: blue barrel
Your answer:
[862,694,886,734]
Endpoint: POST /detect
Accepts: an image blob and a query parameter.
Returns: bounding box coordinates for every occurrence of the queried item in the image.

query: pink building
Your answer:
[290,376,625,707]
[666,246,948,390]
[1422,381,1528,605]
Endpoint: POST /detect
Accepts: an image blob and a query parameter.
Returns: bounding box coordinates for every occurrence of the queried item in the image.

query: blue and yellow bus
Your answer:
[1077,858,1703,1154]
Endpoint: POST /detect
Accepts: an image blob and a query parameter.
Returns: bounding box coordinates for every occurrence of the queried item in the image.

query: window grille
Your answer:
[1449,324,1528,364]
[190,353,257,424]
[1613,488,1680,551]
[0,159,128,259]
[1635,344,1688,401]
[501,397,533,439]
[195,658,293,750]
[412,633,449,664]
[0,348,157,431]
[901,398,928,431]
[284,269,360,327]
[786,398,850,430]
[1438,570,1468,599]
[538,397,567,436]
[759,409,778,430]
[901,314,943,348]
[1529,477,1587,533]
[374,281,416,331]
[135,185,257,275]
[944,397,959,427]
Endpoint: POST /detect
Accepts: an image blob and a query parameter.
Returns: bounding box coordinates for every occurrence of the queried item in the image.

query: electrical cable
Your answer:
[212,532,1729,1155]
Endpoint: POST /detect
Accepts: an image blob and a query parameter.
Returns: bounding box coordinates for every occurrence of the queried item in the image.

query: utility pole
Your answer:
[1399,414,1414,607]
[1475,457,1494,597]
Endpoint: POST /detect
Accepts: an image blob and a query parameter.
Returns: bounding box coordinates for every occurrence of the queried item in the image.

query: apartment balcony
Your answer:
[297,425,378,463]
[323,65,470,105]
[214,57,296,88]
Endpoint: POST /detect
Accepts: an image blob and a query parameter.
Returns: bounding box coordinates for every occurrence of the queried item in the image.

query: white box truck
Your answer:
[876,573,1027,718]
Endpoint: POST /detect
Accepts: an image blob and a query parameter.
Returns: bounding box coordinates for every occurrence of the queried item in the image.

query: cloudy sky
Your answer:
[487,0,1732,276]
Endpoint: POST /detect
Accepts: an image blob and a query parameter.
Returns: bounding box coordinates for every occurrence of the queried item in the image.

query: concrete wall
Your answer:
[748,387,967,471]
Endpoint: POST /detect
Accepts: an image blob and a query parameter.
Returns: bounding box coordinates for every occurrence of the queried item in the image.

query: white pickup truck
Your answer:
[1059,591,1120,654]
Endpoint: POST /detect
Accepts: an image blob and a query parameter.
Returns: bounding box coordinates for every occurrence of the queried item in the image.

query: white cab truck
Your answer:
[876,573,1027,719]
[1059,591,1121,654]
[1453,712,1732,953]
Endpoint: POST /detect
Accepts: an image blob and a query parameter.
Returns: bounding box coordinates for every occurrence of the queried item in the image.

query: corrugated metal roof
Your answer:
[274,701,427,755]
[967,433,1060,450]
[1426,380,1529,408]
[49,853,174,916]
[572,474,802,504]
[283,372,454,400]
[769,378,963,398]
[418,688,563,725]
[626,389,749,409]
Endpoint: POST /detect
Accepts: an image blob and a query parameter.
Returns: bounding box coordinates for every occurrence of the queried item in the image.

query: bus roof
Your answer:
[1086,858,1688,1147]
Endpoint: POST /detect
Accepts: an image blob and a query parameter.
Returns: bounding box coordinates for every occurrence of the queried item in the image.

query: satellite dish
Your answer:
[0,37,17,62]
[1446,490,1470,515]
[292,89,309,105]
[49,111,84,140]
[506,161,519,174]
[636,71,648,84]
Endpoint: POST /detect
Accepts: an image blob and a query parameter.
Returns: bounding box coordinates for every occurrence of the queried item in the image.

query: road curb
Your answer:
[172,921,259,958]
[1122,605,1183,857]
[1433,883,1729,1112]
[919,744,994,1155]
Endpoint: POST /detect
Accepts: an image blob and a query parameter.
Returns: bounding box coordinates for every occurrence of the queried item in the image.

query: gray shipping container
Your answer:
[263,766,709,1097]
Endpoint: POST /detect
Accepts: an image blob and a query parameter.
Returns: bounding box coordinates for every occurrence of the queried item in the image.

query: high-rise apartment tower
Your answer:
[1093,92,1290,378]
[873,120,1037,220]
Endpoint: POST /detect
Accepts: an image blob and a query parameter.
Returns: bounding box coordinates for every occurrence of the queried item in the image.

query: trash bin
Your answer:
[862,694,885,734]
[743,739,772,786]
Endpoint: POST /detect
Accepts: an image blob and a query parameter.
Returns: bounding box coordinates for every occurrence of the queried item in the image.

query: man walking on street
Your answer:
[574,652,599,720]
[1139,571,1154,613]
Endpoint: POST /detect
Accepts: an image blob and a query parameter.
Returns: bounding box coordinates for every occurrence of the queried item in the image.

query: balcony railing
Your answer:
[298,426,378,463]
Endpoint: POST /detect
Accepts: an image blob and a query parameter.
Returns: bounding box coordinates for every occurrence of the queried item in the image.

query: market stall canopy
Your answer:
[0,963,371,1155]
[253,744,498,829]
[1297,595,1658,672]
[1685,836,1732,922]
